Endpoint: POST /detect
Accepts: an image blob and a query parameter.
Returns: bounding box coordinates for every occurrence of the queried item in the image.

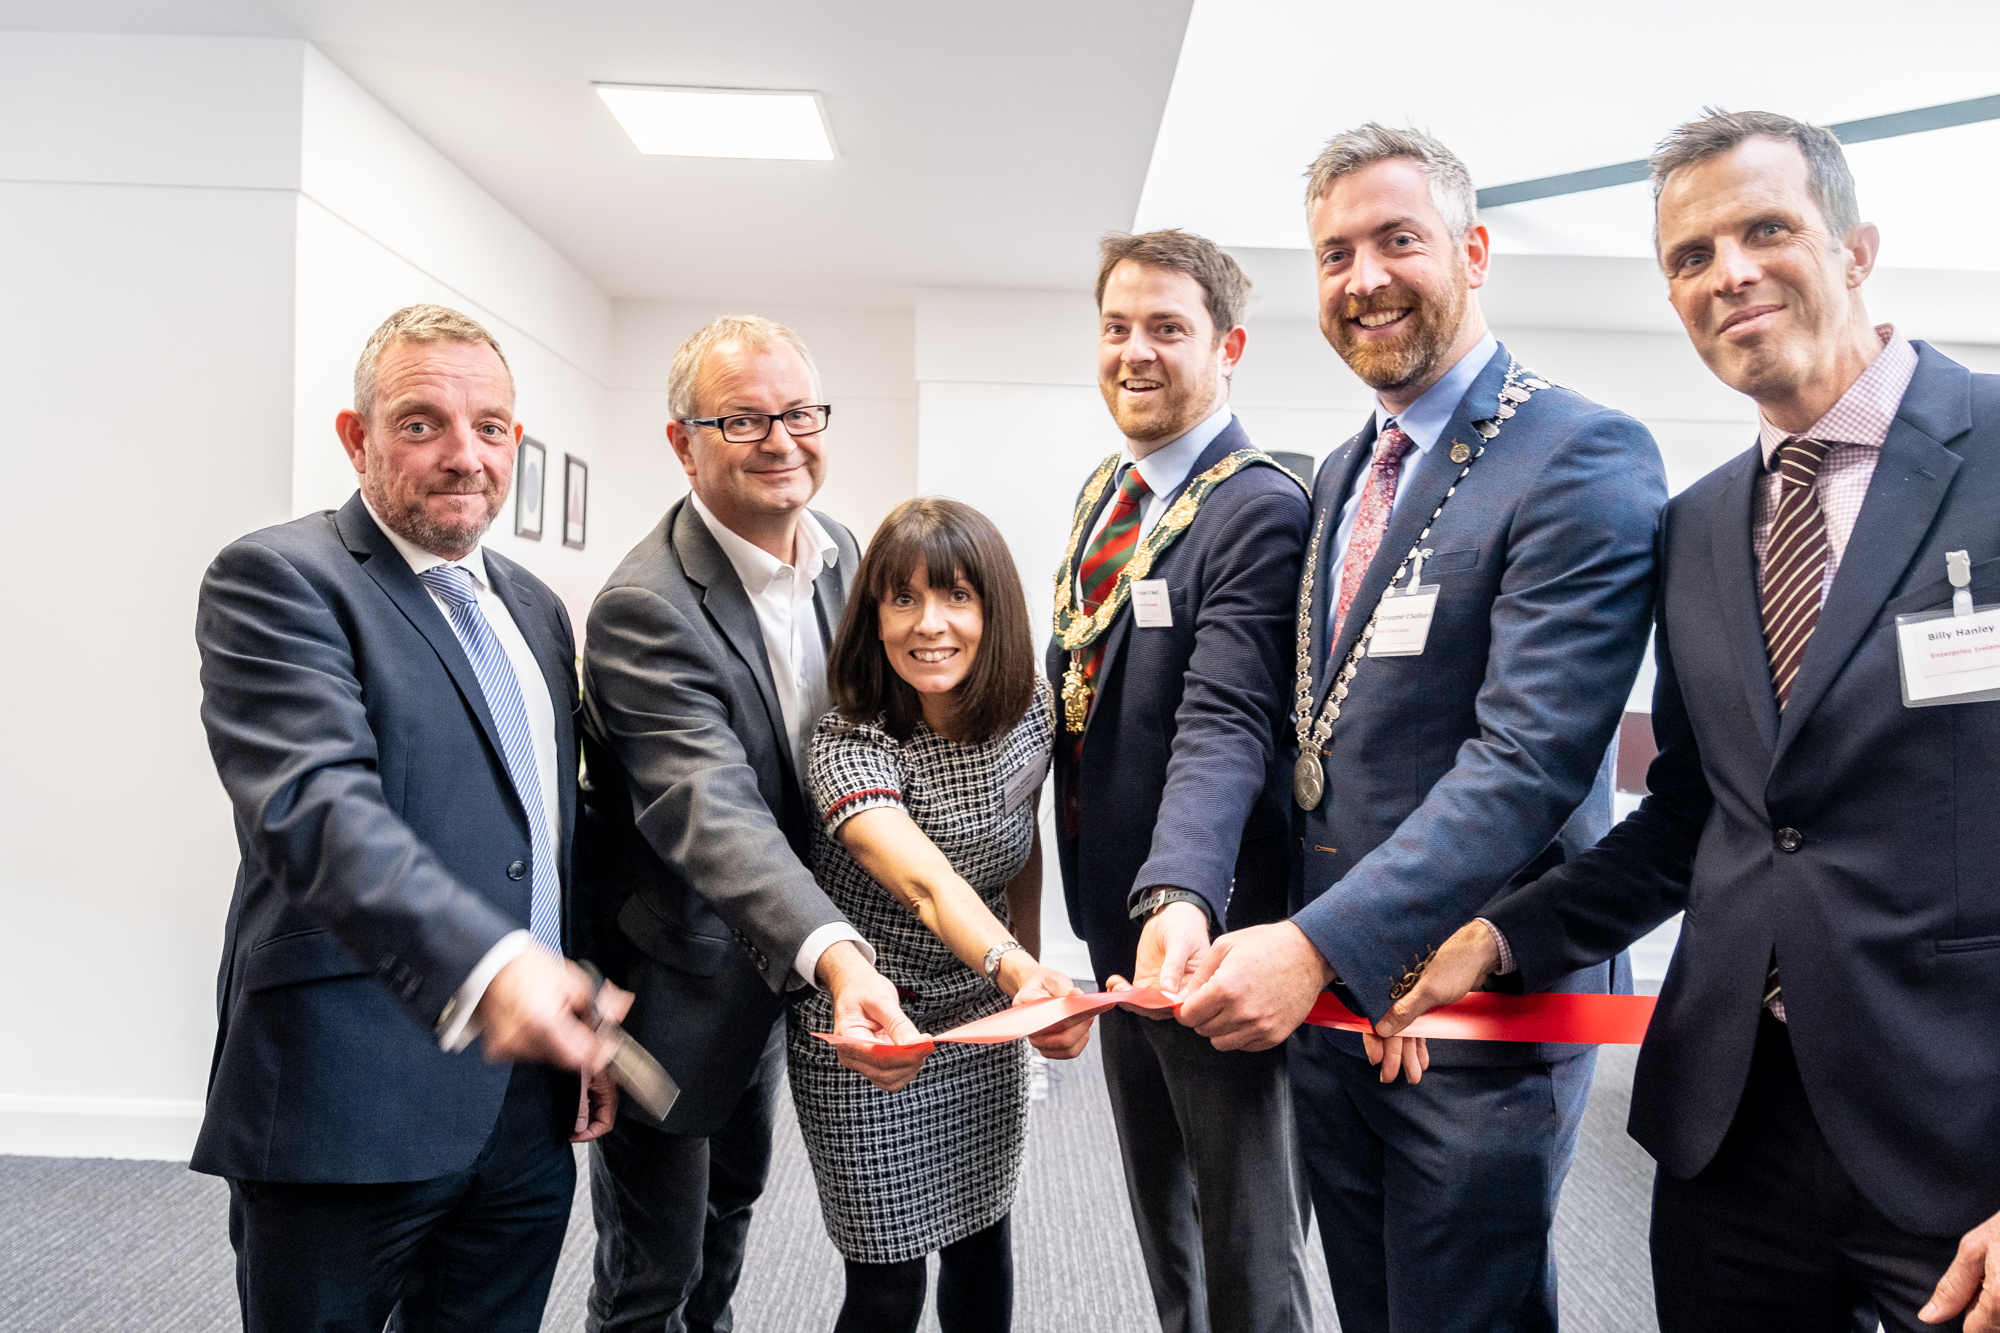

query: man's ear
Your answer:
[1218,324,1249,380]
[665,421,700,483]
[336,409,368,477]
[1462,222,1492,291]
[1844,221,1881,291]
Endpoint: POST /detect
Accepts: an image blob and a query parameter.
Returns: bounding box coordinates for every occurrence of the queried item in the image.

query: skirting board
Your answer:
[0,1094,203,1161]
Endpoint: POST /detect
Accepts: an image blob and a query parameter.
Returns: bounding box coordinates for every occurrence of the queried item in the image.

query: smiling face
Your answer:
[336,338,521,560]
[1310,157,1487,404]
[667,341,827,553]
[878,564,984,728]
[1096,261,1245,455]
[1657,136,1878,418]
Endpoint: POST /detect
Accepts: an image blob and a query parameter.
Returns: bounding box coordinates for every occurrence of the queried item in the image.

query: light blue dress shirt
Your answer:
[1325,333,1498,617]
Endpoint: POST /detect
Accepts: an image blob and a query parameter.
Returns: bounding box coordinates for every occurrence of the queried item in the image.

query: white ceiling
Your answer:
[0,0,1194,305]
[1139,0,2000,267]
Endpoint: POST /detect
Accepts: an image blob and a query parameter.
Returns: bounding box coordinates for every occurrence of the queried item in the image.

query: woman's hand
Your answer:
[1004,955,1095,1060]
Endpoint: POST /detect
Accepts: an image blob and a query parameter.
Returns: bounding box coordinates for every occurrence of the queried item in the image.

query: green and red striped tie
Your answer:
[1061,465,1149,838]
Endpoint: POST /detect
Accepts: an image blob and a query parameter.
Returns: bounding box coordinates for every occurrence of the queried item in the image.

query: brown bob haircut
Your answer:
[829,497,1036,744]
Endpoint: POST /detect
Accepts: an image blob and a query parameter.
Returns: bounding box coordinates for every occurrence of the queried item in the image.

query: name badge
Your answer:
[1896,550,2000,707]
[1003,752,1049,815]
[1132,579,1173,628]
[1369,585,1439,657]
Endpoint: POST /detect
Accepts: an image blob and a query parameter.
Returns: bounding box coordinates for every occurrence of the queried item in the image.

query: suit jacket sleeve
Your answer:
[1485,551,1713,991]
[1131,482,1310,920]
[582,583,845,994]
[1296,408,1666,1018]
[196,538,521,1028]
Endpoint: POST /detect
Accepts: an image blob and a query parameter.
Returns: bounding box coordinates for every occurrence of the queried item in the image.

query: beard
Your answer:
[364,473,503,559]
[1101,368,1218,444]
[1322,265,1470,394]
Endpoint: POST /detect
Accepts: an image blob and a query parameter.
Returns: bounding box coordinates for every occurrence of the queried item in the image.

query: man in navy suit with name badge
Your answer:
[1387,111,2000,1333]
[1050,230,1313,1333]
[193,305,628,1332]
[1176,127,1666,1333]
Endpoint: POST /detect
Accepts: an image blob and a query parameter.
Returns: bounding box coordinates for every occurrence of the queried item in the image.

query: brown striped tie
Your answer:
[1759,437,1832,1017]
[1760,437,1834,709]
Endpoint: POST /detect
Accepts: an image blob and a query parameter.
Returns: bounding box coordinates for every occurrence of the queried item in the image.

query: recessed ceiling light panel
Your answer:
[595,84,836,160]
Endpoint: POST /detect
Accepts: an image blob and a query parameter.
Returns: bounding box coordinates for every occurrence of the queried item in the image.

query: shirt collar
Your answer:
[1126,400,1234,499]
[1373,331,1499,456]
[361,494,491,590]
[1757,325,1914,468]
[688,490,839,595]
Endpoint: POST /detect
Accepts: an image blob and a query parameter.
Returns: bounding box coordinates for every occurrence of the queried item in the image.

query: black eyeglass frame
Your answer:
[681,404,833,443]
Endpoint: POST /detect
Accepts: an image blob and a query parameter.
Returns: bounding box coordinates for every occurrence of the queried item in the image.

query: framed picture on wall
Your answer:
[563,454,589,550]
[514,437,546,539]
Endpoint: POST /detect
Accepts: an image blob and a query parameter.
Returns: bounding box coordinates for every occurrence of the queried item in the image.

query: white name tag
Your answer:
[1131,579,1173,628]
[1369,586,1439,657]
[1896,604,2000,706]
[1003,753,1049,815]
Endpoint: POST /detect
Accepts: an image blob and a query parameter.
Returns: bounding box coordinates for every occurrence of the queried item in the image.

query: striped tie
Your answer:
[1757,437,1831,1019]
[1332,423,1416,648]
[1060,465,1149,838]
[1760,437,1833,709]
[419,565,562,954]
[1078,465,1151,613]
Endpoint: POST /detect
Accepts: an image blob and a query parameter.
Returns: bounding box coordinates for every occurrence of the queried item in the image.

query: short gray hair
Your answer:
[668,315,822,421]
[354,304,512,419]
[1650,109,1860,249]
[1303,123,1477,240]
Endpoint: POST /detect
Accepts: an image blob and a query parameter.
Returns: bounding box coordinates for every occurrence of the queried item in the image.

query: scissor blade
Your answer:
[606,1028,678,1120]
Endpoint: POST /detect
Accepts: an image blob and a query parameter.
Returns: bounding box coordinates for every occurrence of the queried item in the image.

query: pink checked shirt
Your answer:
[1480,326,1918,990]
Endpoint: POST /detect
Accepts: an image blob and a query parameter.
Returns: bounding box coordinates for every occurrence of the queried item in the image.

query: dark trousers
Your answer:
[1098,1007,1313,1333]
[226,1061,576,1333]
[587,1022,782,1333]
[1290,1025,1593,1333]
[1651,1012,1962,1332]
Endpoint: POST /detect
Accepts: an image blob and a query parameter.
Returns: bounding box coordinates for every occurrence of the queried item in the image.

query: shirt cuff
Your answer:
[436,929,537,1052]
[1476,918,1517,976]
[793,922,876,992]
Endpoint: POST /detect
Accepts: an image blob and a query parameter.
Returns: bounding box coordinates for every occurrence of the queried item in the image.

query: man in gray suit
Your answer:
[578,315,924,1332]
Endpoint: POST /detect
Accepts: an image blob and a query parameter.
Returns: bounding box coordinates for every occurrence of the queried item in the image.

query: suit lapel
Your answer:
[336,494,511,770]
[1706,449,1780,755]
[484,553,577,860]
[1774,347,1971,758]
[1322,348,1510,692]
[672,499,796,779]
[1307,429,1370,711]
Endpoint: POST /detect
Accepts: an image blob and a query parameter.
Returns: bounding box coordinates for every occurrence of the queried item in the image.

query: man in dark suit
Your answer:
[193,304,627,1332]
[1175,126,1665,1333]
[1385,111,2000,1333]
[1050,230,1313,1333]
[578,316,923,1333]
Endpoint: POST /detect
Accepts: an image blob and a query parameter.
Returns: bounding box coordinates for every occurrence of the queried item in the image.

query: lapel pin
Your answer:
[1449,440,1471,464]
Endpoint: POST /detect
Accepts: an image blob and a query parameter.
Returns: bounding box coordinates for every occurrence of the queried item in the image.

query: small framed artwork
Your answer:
[514,437,546,540]
[563,454,589,550]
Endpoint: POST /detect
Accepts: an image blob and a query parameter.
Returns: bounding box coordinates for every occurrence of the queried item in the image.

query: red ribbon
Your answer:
[814,987,1654,1054]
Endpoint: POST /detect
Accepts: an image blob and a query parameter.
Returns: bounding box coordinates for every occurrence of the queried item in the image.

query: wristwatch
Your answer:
[1129,888,1213,927]
[982,940,1024,986]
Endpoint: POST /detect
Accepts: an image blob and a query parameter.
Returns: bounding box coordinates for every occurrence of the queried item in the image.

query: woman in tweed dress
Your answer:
[791,497,1094,1333]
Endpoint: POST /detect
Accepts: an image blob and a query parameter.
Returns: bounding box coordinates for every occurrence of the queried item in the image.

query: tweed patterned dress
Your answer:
[786,677,1054,1264]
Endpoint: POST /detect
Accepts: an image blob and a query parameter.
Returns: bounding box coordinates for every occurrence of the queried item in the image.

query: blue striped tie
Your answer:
[419,565,562,953]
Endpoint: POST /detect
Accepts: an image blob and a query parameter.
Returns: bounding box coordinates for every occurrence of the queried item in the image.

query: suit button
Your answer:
[1775,828,1803,853]
[507,860,527,880]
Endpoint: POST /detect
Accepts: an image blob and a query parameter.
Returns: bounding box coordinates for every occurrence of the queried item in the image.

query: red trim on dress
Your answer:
[822,788,902,824]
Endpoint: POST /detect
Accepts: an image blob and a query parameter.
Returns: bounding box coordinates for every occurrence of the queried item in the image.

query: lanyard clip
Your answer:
[1948,549,1973,618]
[1404,548,1434,595]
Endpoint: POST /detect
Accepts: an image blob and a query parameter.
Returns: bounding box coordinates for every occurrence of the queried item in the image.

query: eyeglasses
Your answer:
[682,404,832,443]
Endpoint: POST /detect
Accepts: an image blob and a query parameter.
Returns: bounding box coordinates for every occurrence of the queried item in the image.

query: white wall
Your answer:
[0,34,305,1158]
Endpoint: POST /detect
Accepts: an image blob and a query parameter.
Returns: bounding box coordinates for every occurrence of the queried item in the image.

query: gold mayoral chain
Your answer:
[1292,360,1559,810]
[1053,448,1306,733]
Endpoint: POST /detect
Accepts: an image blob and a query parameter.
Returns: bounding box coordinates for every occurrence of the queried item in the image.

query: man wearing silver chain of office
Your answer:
[1174,125,1667,1333]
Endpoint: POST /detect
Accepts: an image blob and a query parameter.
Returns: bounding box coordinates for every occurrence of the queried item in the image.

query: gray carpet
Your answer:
[0,1043,1657,1332]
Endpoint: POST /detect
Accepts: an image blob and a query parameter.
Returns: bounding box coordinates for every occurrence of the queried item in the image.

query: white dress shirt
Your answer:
[686,493,874,989]
[360,499,560,1052]
[1077,400,1235,603]
[1323,332,1498,618]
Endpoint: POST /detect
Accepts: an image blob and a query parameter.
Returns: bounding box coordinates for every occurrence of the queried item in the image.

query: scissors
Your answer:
[577,961,679,1120]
